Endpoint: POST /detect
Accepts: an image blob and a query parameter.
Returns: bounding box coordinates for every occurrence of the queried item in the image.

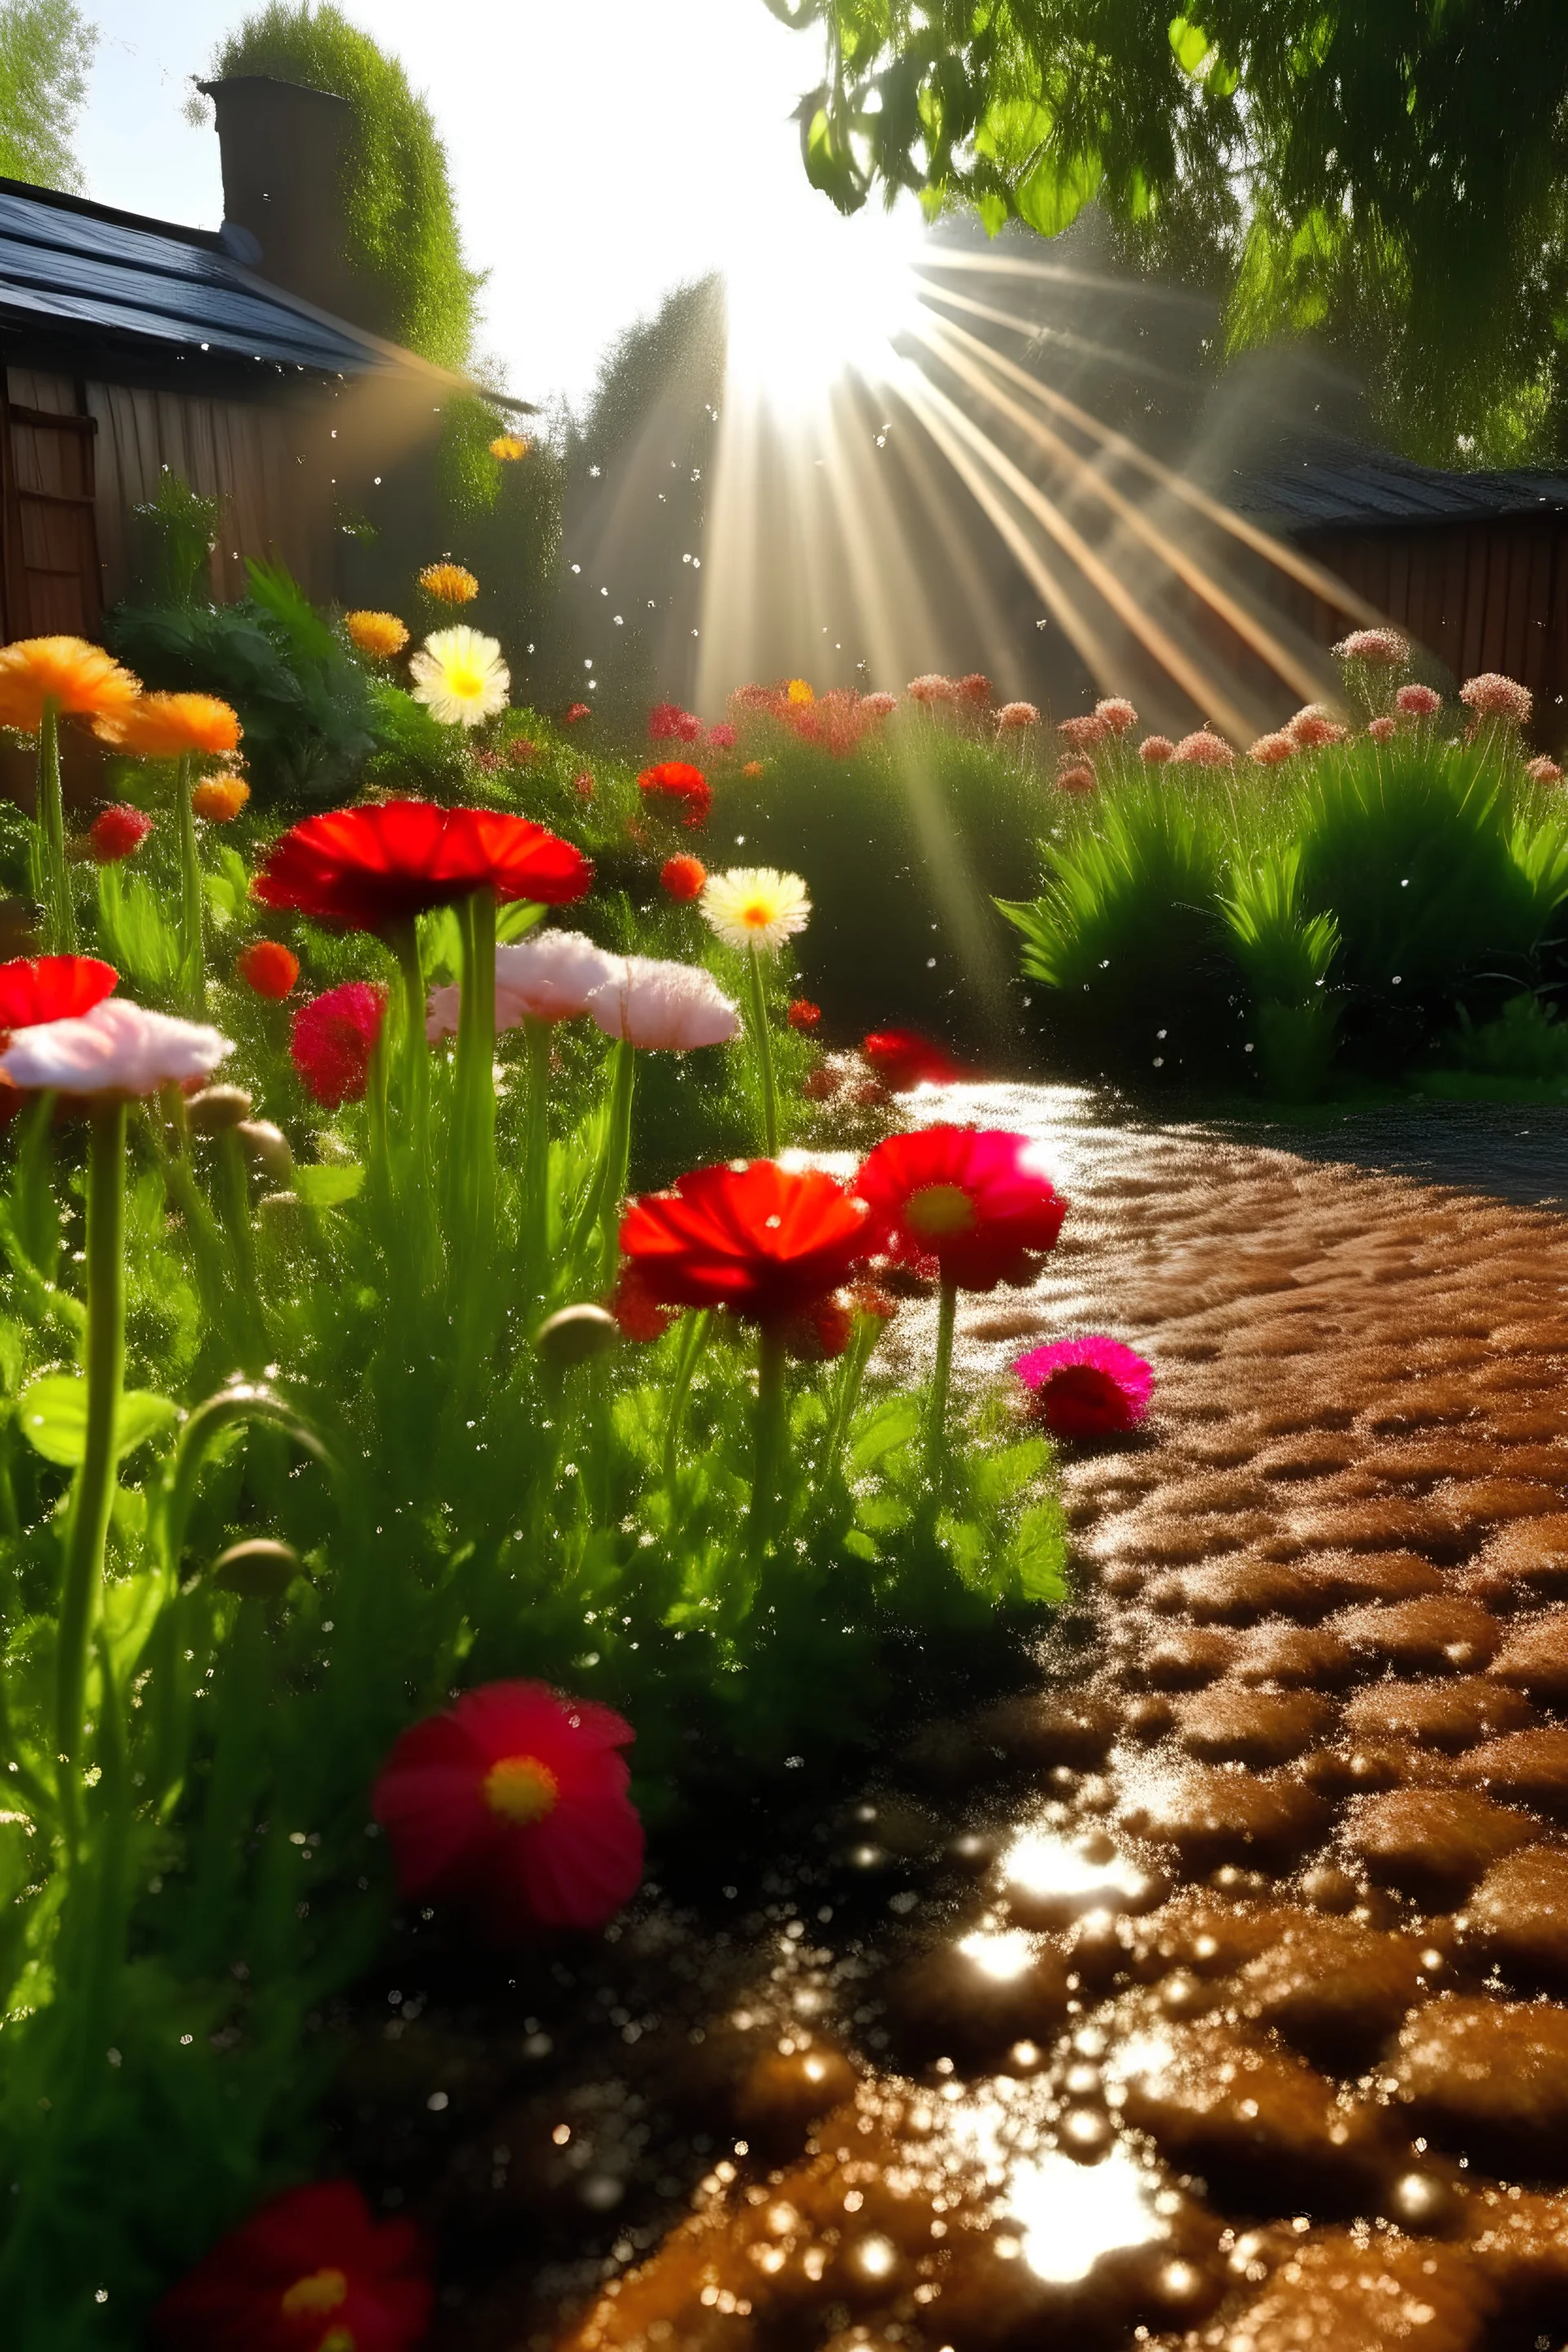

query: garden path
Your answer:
[360,1091,1568,2351]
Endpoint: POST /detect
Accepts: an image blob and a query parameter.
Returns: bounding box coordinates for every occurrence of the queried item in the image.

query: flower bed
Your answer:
[0,626,1118,2345]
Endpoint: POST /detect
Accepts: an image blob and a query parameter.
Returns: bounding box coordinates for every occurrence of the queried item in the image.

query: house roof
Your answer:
[0,176,466,385]
[1228,437,1568,532]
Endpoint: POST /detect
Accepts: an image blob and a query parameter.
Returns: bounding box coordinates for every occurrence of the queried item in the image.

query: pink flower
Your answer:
[1056,763,1096,794]
[1396,683,1442,718]
[1286,706,1349,750]
[372,1682,644,1936]
[906,673,957,703]
[1,998,231,1098]
[291,982,386,1108]
[427,930,621,1040]
[1173,728,1233,767]
[648,702,702,744]
[1367,715,1397,743]
[89,804,153,863]
[1526,755,1565,784]
[1014,1334,1153,1439]
[1094,697,1138,735]
[860,692,898,719]
[996,701,1039,730]
[857,1125,1067,1293]
[584,956,742,1049]
[957,672,992,704]
[1138,736,1175,765]
[1057,713,1105,751]
[1334,627,1409,666]
[1249,731,1295,767]
[705,721,737,751]
[1461,672,1532,726]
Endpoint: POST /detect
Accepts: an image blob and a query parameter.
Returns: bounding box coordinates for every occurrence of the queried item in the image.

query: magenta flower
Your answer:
[1014,1334,1153,1439]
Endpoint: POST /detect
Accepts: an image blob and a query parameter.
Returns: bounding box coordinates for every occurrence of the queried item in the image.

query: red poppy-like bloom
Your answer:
[1056,762,1096,795]
[89,804,153,862]
[238,940,301,1000]
[1094,697,1138,734]
[784,1290,856,1361]
[1139,735,1175,764]
[1461,671,1532,726]
[1057,713,1105,751]
[638,760,711,828]
[291,982,386,1108]
[1174,728,1235,767]
[372,1682,644,1935]
[660,853,706,900]
[648,702,702,744]
[788,998,821,1031]
[1396,683,1442,719]
[254,802,592,933]
[1013,1334,1153,1440]
[0,953,116,1040]
[856,1125,1067,1292]
[153,2178,432,2352]
[862,1028,962,1091]
[564,702,592,724]
[611,1260,677,1343]
[621,1160,874,1325]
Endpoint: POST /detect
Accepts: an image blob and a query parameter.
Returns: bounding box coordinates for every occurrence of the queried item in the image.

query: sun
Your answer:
[720,192,929,417]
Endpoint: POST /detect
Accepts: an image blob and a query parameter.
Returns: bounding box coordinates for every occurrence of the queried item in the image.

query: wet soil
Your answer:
[327,1085,1568,2352]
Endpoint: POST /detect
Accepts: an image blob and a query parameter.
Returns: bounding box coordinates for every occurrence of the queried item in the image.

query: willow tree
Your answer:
[765,0,1568,465]
[0,0,95,191]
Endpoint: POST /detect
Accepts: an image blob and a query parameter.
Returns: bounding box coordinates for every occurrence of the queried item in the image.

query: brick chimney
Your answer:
[199,75,393,337]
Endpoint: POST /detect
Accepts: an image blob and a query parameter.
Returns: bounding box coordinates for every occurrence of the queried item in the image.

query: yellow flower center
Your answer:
[483,1754,560,1825]
[280,2267,348,2319]
[904,1183,976,1241]
[741,900,775,930]
[447,662,484,702]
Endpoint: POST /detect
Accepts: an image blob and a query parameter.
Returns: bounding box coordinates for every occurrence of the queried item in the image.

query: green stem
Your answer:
[745,943,778,1156]
[457,886,497,1263]
[521,1014,553,1303]
[176,753,204,1013]
[824,1307,884,1491]
[569,1037,636,1278]
[748,1321,788,1565]
[36,699,74,953]
[390,921,438,1291]
[662,1308,712,1492]
[55,1101,126,1851]
[924,1276,957,1490]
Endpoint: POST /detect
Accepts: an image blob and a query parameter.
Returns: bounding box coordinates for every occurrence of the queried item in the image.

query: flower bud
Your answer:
[256,1190,304,1237]
[185,1084,254,1133]
[235,1119,292,1182]
[535,1303,619,1371]
[210,1537,302,1598]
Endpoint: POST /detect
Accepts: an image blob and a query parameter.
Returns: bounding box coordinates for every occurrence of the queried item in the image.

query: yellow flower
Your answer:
[0,636,140,731]
[95,692,242,758]
[699,866,811,954]
[489,434,531,461]
[345,610,409,659]
[418,562,479,605]
[408,626,510,728]
[786,679,814,706]
[191,773,250,822]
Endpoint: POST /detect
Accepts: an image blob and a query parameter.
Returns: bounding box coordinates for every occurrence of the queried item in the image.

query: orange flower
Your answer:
[419,562,479,605]
[236,939,300,1000]
[742,760,764,778]
[0,636,140,733]
[191,773,250,822]
[96,692,242,759]
[345,610,410,659]
[489,434,530,461]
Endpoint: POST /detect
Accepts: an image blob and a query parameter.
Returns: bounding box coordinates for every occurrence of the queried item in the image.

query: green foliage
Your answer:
[0,0,94,193]
[775,1,1568,464]
[215,2,479,368]
[128,470,220,608]
[1437,991,1568,1085]
[1218,843,1340,1098]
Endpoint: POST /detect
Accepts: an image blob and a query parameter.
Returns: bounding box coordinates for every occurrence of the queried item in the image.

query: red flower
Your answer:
[660,853,706,900]
[238,940,301,1000]
[153,2179,431,2352]
[564,702,592,724]
[638,760,711,829]
[611,1261,676,1343]
[372,1682,644,1936]
[291,982,387,1108]
[706,721,737,751]
[788,998,821,1031]
[253,802,592,933]
[0,953,116,1041]
[573,771,595,800]
[862,1028,962,1091]
[89,804,153,863]
[621,1160,873,1325]
[856,1125,1067,1292]
[648,701,702,744]
[1014,1334,1153,1439]
[508,737,537,766]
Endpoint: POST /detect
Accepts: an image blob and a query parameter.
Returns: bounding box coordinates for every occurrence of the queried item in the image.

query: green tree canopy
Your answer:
[0,0,95,192]
[768,0,1568,466]
[215,2,479,372]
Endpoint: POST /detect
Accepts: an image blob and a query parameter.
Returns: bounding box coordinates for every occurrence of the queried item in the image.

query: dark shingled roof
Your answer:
[1229,437,1568,532]
[0,176,421,377]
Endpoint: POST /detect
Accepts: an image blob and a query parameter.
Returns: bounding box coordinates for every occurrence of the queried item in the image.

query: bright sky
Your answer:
[78,0,870,410]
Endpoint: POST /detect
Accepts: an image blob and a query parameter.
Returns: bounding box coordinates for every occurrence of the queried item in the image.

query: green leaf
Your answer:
[1168,15,1211,73]
[294,1163,366,1208]
[1010,1499,1069,1602]
[496,899,547,946]
[1014,149,1102,238]
[847,1394,920,1477]
[16,1376,178,1467]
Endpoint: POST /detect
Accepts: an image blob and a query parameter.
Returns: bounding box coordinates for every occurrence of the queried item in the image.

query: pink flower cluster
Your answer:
[1334,627,1410,667]
[731,681,897,755]
[1461,671,1532,727]
[648,703,736,754]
